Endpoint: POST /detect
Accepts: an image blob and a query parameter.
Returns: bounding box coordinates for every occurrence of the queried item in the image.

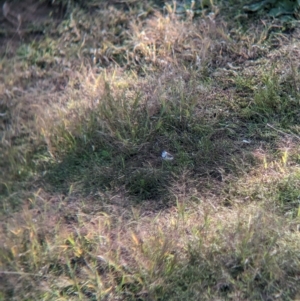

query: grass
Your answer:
[1,0,300,300]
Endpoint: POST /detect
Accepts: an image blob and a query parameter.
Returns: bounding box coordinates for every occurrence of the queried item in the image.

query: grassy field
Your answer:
[1,0,300,300]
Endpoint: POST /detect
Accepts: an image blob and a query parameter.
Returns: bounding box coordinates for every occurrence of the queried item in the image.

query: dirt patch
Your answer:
[0,0,65,54]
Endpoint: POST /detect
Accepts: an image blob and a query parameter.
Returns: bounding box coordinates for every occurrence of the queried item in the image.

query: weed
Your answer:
[241,70,299,125]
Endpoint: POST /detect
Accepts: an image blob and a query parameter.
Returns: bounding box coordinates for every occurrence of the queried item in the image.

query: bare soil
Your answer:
[0,0,65,54]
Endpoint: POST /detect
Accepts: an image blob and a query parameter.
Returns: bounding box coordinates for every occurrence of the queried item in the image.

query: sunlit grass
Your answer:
[1,1,300,300]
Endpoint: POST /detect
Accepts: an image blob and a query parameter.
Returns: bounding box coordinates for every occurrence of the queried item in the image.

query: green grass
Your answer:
[1,0,300,300]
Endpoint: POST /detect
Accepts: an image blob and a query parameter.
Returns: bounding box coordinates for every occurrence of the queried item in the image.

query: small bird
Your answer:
[161,150,174,161]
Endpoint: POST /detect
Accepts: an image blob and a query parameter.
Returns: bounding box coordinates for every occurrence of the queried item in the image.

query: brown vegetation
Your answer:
[1,0,300,300]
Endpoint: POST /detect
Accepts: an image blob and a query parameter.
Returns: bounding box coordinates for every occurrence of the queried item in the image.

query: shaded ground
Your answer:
[0,0,65,52]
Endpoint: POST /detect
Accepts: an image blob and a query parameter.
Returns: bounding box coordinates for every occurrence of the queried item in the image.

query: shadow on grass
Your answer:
[41,89,247,212]
[39,64,300,216]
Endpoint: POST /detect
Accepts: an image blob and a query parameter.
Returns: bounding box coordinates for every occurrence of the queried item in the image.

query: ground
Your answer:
[0,0,300,300]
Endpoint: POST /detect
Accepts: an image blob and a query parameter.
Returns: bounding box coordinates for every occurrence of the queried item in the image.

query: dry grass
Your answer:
[1,0,300,300]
